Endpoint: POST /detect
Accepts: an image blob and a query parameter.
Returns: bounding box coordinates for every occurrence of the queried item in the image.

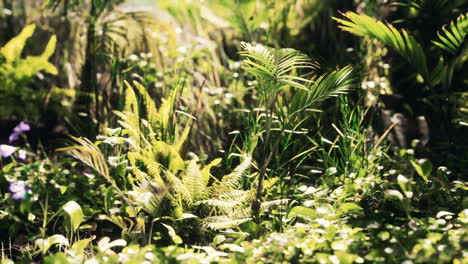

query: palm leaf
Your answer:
[57,136,109,179]
[289,65,359,118]
[334,12,429,80]
[239,42,314,91]
[432,13,468,55]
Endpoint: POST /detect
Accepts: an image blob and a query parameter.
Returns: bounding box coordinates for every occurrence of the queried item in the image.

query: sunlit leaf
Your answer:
[62,201,84,232]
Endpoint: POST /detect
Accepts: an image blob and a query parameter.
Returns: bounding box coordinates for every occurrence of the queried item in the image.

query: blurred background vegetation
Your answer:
[0,0,467,262]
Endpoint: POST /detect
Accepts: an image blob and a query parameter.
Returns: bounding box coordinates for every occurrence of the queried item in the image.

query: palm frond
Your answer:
[289,65,359,118]
[432,13,468,55]
[57,136,109,179]
[239,42,314,91]
[334,12,429,80]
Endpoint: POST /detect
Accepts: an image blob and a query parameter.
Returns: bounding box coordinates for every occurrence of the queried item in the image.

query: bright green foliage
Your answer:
[62,201,84,232]
[335,12,429,80]
[432,13,468,55]
[239,41,313,92]
[60,81,278,233]
[239,42,359,220]
[2,1,467,263]
[0,24,58,119]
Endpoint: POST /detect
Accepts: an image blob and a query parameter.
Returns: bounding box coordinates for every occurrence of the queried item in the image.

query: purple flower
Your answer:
[9,121,30,143]
[14,122,31,133]
[9,181,30,200]
[18,150,27,160]
[8,133,19,143]
[0,144,16,158]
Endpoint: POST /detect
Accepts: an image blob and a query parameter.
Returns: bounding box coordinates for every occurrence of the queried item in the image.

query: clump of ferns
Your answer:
[59,80,287,234]
[196,156,289,231]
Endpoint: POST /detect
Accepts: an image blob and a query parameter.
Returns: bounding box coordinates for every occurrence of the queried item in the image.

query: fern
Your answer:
[132,81,160,131]
[0,24,58,119]
[128,180,167,217]
[334,12,429,80]
[202,216,252,231]
[163,171,193,206]
[1,24,36,62]
[182,160,210,202]
[432,13,468,55]
[215,155,251,192]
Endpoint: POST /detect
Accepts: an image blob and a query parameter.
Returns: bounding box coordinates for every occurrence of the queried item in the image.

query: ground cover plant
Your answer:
[0,0,467,263]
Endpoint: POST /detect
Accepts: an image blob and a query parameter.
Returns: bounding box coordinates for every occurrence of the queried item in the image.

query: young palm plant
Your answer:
[239,42,360,221]
[334,10,468,157]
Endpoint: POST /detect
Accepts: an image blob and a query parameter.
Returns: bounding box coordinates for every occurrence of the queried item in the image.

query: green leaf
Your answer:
[385,190,404,200]
[162,223,183,244]
[338,203,363,215]
[335,12,429,81]
[410,159,432,181]
[213,235,226,245]
[35,235,69,255]
[62,201,84,232]
[432,13,468,54]
[0,24,36,62]
[288,206,317,220]
[436,211,455,219]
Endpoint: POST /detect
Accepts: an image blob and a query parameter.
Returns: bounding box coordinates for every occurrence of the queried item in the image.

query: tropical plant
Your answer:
[0,24,58,121]
[58,80,281,242]
[238,42,359,221]
[335,10,468,171]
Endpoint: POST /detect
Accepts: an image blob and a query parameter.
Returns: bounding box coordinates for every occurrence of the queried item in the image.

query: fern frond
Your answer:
[335,12,429,79]
[433,13,468,55]
[158,98,171,140]
[260,199,289,210]
[197,199,240,210]
[163,171,193,205]
[202,216,252,230]
[123,80,139,114]
[218,190,250,201]
[1,24,36,62]
[174,123,191,153]
[127,152,163,185]
[182,160,209,202]
[152,141,186,173]
[201,158,222,184]
[132,80,160,129]
[213,156,251,194]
